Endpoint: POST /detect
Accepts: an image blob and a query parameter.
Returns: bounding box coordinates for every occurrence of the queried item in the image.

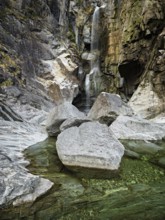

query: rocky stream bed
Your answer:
[1,137,165,220]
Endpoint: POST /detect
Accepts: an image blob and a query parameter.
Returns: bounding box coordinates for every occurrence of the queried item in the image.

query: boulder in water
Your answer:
[88,92,133,125]
[46,102,85,136]
[110,115,165,141]
[56,121,124,178]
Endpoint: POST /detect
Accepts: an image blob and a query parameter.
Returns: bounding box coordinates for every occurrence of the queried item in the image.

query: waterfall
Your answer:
[90,6,100,72]
[85,6,100,109]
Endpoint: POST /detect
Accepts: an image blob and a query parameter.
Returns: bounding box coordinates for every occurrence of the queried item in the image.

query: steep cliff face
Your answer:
[100,0,165,118]
[0,0,79,109]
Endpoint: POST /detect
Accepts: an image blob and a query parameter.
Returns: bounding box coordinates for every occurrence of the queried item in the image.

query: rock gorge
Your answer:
[0,0,165,117]
[0,0,165,214]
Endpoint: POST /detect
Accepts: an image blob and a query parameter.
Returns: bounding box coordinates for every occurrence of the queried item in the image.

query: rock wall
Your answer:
[100,0,165,118]
[0,0,79,108]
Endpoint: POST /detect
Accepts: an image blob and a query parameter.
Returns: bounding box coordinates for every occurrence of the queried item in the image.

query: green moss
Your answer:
[76,0,83,6]
[82,157,165,193]
[0,44,21,88]
[66,30,75,43]
[0,79,13,87]
[121,0,144,43]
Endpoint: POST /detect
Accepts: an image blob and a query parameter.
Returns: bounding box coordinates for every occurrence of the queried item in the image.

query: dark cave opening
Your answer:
[118,60,144,97]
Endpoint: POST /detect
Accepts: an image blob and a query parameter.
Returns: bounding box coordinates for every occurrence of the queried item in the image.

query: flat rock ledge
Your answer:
[56,121,125,178]
[110,115,165,141]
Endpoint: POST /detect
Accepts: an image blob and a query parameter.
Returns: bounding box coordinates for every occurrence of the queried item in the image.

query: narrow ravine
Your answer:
[1,138,165,219]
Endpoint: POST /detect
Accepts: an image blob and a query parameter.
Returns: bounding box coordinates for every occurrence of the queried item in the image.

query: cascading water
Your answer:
[85,6,101,110]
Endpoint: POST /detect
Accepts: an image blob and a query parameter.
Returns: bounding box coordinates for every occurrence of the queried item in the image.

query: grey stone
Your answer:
[4,86,21,98]
[56,121,124,177]
[60,117,91,131]
[0,154,53,206]
[0,119,53,207]
[88,92,133,125]
[122,139,163,156]
[110,115,165,141]
[46,102,85,136]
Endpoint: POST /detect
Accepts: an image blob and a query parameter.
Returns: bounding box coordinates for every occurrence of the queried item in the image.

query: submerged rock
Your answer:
[46,102,85,136]
[56,121,124,178]
[110,115,165,141]
[122,140,163,155]
[158,157,165,168]
[124,149,140,159]
[88,92,133,125]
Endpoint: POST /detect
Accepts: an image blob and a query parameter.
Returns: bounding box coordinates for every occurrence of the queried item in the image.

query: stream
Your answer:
[1,138,165,219]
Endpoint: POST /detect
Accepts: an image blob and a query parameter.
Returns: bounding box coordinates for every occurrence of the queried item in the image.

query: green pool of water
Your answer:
[1,138,165,220]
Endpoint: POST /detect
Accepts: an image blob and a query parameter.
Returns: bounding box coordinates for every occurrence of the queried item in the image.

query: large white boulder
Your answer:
[56,121,124,177]
[88,92,133,125]
[110,115,165,141]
